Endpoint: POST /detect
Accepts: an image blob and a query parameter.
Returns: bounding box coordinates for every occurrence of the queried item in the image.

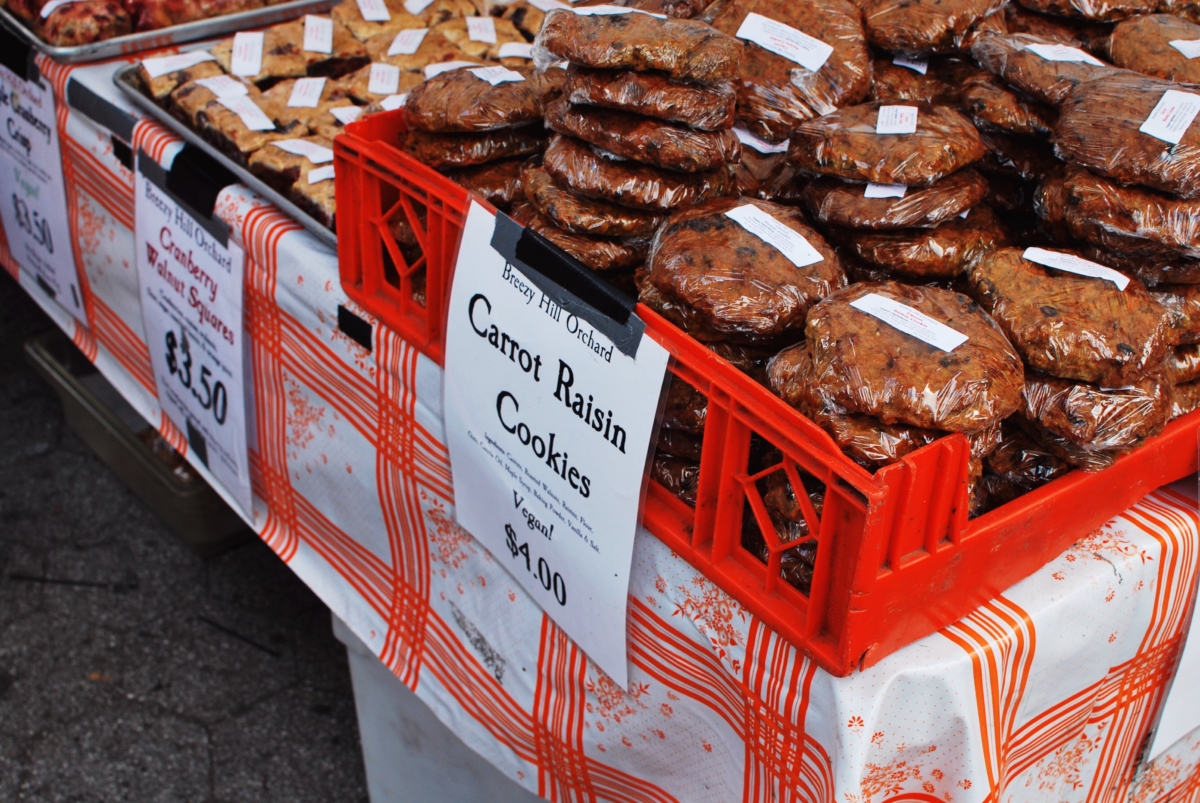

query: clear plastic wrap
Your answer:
[960,7,1009,53]
[1109,14,1200,84]
[1152,283,1200,345]
[982,423,1073,507]
[787,101,987,186]
[708,0,872,143]
[1004,4,1115,51]
[510,202,649,271]
[800,168,988,229]
[1157,0,1200,24]
[834,205,1009,278]
[1015,0,1154,22]
[971,33,1116,106]
[661,375,707,434]
[863,0,1006,55]
[655,427,703,460]
[643,197,846,344]
[1172,378,1200,419]
[979,132,1060,183]
[610,0,713,18]
[650,453,700,505]
[870,57,981,105]
[544,98,740,172]
[736,150,807,202]
[806,282,1025,432]
[404,66,565,132]
[521,162,665,237]
[541,134,734,211]
[1055,71,1200,199]
[1079,243,1200,286]
[446,158,526,209]
[532,8,742,85]
[967,247,1172,386]
[562,67,737,132]
[1168,343,1200,383]
[401,126,549,169]
[1021,370,1172,457]
[961,74,1057,139]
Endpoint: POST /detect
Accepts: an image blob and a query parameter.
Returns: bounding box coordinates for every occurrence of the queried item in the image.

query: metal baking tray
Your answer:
[114,63,336,246]
[0,0,334,64]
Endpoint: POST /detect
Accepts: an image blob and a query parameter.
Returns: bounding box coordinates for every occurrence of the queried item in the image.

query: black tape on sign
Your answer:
[489,213,645,359]
[0,22,34,82]
[137,146,234,247]
[66,78,137,142]
[111,136,132,172]
[337,305,373,352]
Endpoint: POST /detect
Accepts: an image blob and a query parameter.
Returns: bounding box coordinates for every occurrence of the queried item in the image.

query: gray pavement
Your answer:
[0,273,369,802]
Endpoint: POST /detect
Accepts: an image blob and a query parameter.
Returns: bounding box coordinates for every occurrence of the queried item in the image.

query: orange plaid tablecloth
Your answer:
[6,54,1199,803]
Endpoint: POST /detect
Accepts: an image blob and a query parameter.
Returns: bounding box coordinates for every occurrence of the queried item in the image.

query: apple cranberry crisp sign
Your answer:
[443,201,669,687]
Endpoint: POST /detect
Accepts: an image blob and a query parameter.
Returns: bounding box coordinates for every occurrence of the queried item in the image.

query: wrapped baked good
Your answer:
[138,57,227,103]
[1056,72,1200,199]
[1152,284,1200,344]
[1108,15,1200,85]
[801,169,988,229]
[864,0,1005,54]
[961,74,1057,139]
[533,9,742,84]
[1021,370,1172,457]
[736,149,806,202]
[605,0,712,17]
[708,0,871,143]
[870,57,981,105]
[447,159,526,209]
[292,169,336,229]
[806,282,1024,432]
[1081,245,1200,287]
[511,203,649,271]
[833,205,1009,278]
[363,28,469,72]
[37,0,131,45]
[1168,343,1200,383]
[787,102,987,186]
[656,427,703,460]
[661,376,707,434]
[1004,4,1114,51]
[651,453,700,506]
[522,163,665,237]
[332,0,426,42]
[1014,0,1154,22]
[405,66,565,132]
[1173,378,1200,418]
[968,247,1171,386]
[562,67,737,132]
[401,126,548,169]
[979,132,1060,183]
[542,135,734,211]
[972,33,1115,106]
[335,64,425,105]
[1158,0,1200,24]
[961,7,1009,52]
[433,16,528,62]
[982,424,1073,506]
[247,136,334,194]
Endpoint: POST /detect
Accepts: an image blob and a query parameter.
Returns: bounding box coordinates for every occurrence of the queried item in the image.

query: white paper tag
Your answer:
[331,105,363,124]
[404,0,435,13]
[735,12,833,73]
[1139,89,1200,146]
[529,0,570,9]
[1170,39,1200,59]
[959,207,970,219]
[443,201,670,688]
[1022,247,1130,290]
[388,27,428,55]
[135,155,253,515]
[194,75,248,98]
[850,293,968,352]
[287,77,327,108]
[876,105,918,135]
[356,0,391,20]
[307,164,336,183]
[303,15,334,54]
[725,204,823,268]
[231,32,265,77]
[368,63,401,94]
[39,0,78,18]
[467,15,497,43]
[893,55,928,74]
[469,66,525,86]
[498,42,535,59]
[570,4,666,16]
[272,139,335,164]
[732,127,788,154]
[218,95,276,130]
[864,182,907,199]
[1025,42,1105,66]
[141,50,217,80]
[380,93,409,110]
[424,60,478,78]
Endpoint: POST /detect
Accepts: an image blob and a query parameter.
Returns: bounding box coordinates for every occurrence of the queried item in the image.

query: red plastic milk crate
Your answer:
[334,109,1200,677]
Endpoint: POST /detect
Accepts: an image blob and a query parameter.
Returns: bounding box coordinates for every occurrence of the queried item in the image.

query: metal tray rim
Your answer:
[113,63,337,247]
[0,0,334,64]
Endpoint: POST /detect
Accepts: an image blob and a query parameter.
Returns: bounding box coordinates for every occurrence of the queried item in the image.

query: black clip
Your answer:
[137,145,236,247]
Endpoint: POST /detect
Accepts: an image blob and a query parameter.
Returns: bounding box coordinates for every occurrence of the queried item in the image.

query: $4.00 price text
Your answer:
[164,327,228,425]
[505,524,567,606]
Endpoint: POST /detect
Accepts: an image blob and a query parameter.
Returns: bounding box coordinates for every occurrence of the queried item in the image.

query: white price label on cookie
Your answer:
[219,95,275,130]
[864,182,907,199]
[141,50,217,79]
[725,204,823,268]
[380,93,409,110]
[304,15,334,54]
[876,105,918,134]
[1140,89,1200,145]
[735,12,832,73]
[331,105,363,124]
[733,127,789,154]
[404,0,435,13]
[388,27,428,55]
[499,42,534,59]
[470,66,525,86]
[529,0,570,9]
[850,293,968,352]
[467,15,497,43]
[368,63,401,95]
[287,77,326,108]
[231,31,264,77]
[892,55,928,74]
[272,139,334,164]
[571,5,666,17]
[1170,39,1200,59]
[1025,42,1104,65]
[425,60,477,78]
[356,0,391,20]
[307,165,335,184]
[194,75,248,98]
[1023,247,1130,290]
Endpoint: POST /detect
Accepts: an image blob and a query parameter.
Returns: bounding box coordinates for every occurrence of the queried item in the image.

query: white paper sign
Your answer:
[272,139,335,163]
[194,75,248,98]
[356,0,391,20]
[141,50,217,79]
[388,27,428,55]
[287,77,326,108]
[424,60,477,78]
[404,0,435,13]
[218,95,276,130]
[368,63,401,94]
[0,65,85,322]
[1140,89,1200,146]
[467,15,497,43]
[850,293,968,352]
[444,202,669,687]
[498,42,534,59]
[529,0,570,9]
[865,182,907,199]
[733,127,788,153]
[893,55,928,74]
[1022,247,1130,290]
[725,204,823,268]
[876,104,918,134]
[1025,42,1104,66]
[331,105,363,124]
[735,12,832,73]
[307,164,336,183]
[380,93,409,110]
[470,66,525,86]
[231,31,264,77]
[135,156,253,514]
[1170,39,1200,59]
[304,15,334,54]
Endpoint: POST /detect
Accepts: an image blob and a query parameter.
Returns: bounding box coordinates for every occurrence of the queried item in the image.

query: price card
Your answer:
[1140,89,1200,146]
[444,202,669,687]
[231,31,264,77]
[467,15,497,43]
[135,151,252,514]
[388,27,428,55]
[893,55,928,74]
[498,42,534,59]
[356,0,391,20]
[864,182,907,198]
[380,93,408,110]
[876,104,918,134]
[288,76,326,107]
[303,15,334,54]
[367,63,401,95]
[0,64,85,322]
[735,12,833,73]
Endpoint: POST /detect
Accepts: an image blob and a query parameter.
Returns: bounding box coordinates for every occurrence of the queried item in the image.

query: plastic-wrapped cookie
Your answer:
[833,205,1009,278]
[510,202,649,272]
[562,67,737,132]
[972,32,1115,105]
[864,0,1005,54]
[1021,371,1172,457]
[801,168,988,229]
[405,66,565,132]
[401,126,548,169]
[961,73,1057,139]
[447,159,526,209]
[1109,14,1200,83]
[522,163,665,237]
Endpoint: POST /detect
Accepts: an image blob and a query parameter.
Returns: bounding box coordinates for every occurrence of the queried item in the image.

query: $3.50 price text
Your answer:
[12,194,52,254]
[505,524,566,606]
[164,327,228,425]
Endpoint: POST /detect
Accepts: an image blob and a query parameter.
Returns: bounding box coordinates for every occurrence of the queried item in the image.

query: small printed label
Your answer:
[1169,39,1200,59]
[219,95,275,131]
[469,66,525,86]
[864,182,907,199]
[272,139,335,164]
[424,60,478,78]
[959,207,970,219]
[388,27,428,55]
[1023,247,1130,290]
[368,63,401,94]
[380,93,409,110]
[1139,89,1200,145]
[467,16,497,43]
[725,204,823,269]
[498,42,535,59]
[851,294,968,352]
[735,12,833,73]
[404,0,435,13]
[876,105,918,135]
[892,55,928,74]
[303,15,334,54]
[1024,42,1104,66]
[528,0,570,9]
[142,50,217,79]
[570,4,666,16]
[287,77,327,108]
[330,105,363,124]
[356,0,391,20]
[39,0,78,18]
[231,31,264,77]
[194,75,248,98]
[307,164,336,184]
[733,127,789,154]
